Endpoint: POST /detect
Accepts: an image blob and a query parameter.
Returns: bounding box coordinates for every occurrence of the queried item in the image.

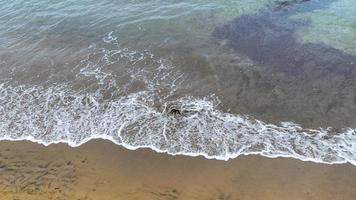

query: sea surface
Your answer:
[0,0,355,165]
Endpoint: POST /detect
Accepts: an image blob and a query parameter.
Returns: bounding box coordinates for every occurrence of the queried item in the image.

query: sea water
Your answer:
[0,0,355,165]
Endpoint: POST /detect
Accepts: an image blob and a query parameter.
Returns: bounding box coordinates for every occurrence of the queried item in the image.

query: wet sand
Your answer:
[1,140,356,200]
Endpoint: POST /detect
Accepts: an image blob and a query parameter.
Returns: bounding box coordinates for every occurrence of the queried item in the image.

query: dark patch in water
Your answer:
[274,0,310,11]
[213,0,356,79]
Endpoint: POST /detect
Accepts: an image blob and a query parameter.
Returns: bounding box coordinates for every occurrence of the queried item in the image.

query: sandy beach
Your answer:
[0,140,356,200]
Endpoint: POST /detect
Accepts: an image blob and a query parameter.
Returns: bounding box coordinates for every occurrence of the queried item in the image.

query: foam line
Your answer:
[0,83,355,166]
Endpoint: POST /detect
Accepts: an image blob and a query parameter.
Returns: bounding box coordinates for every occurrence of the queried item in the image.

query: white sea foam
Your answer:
[0,32,355,166]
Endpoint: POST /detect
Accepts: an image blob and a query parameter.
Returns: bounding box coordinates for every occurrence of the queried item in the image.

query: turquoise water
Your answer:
[0,0,355,165]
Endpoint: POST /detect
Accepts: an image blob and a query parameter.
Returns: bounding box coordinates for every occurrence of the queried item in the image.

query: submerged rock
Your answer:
[169,108,182,115]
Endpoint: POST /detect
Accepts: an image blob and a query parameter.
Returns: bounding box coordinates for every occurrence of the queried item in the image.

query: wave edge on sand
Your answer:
[1,32,355,167]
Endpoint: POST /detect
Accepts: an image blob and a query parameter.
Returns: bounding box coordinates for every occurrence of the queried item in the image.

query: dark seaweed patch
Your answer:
[213,0,356,79]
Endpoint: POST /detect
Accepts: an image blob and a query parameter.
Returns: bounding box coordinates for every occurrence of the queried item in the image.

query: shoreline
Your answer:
[2,133,355,166]
[1,139,356,200]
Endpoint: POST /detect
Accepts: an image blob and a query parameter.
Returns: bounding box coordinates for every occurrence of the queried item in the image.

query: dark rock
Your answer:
[169,109,181,115]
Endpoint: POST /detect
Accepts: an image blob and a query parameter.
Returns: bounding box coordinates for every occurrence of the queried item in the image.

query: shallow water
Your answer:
[0,0,355,165]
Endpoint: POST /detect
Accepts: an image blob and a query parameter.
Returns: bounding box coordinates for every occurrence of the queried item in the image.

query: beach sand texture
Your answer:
[1,140,356,200]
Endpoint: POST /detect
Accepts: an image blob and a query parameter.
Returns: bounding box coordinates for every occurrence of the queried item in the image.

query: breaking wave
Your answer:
[0,32,355,166]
